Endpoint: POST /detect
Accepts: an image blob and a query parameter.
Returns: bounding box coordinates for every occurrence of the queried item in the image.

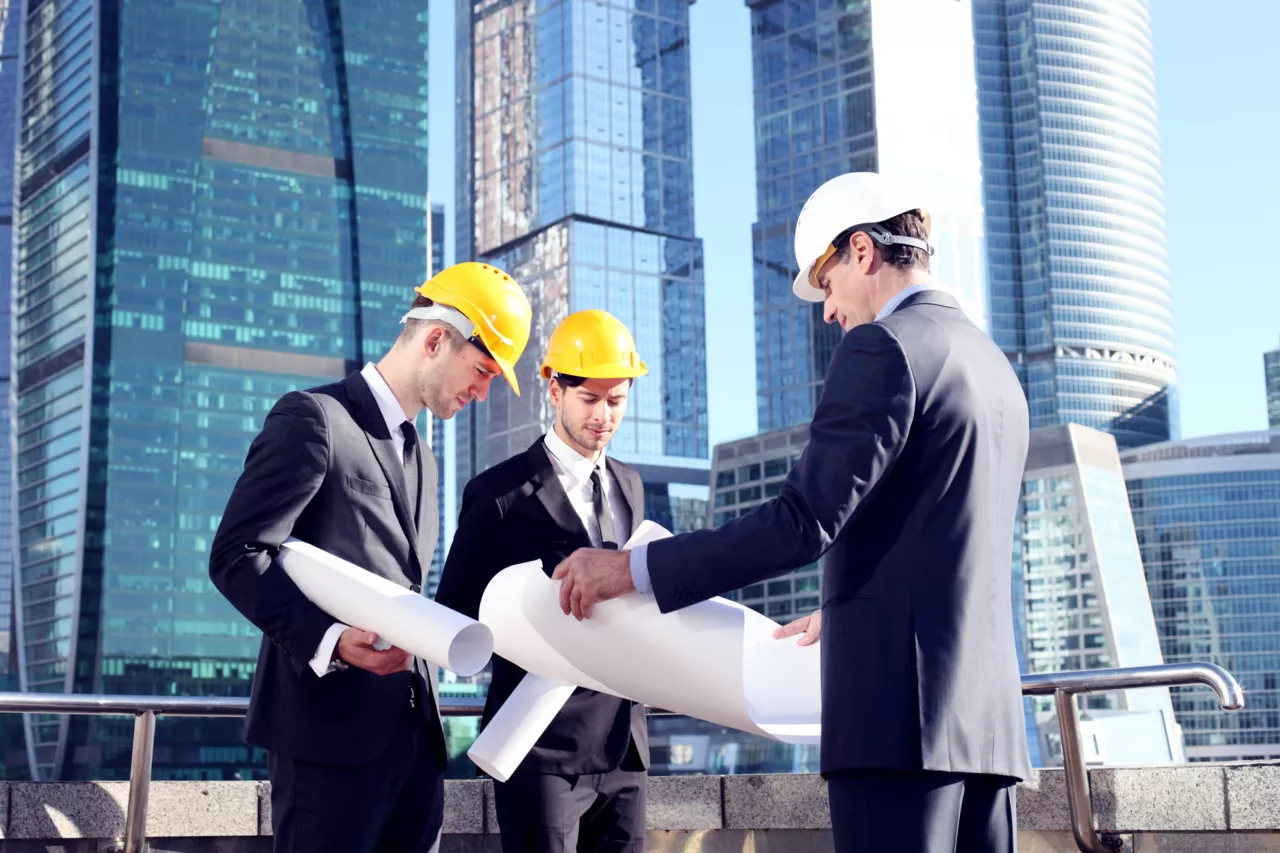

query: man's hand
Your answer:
[551,548,635,620]
[772,610,821,646]
[335,628,412,675]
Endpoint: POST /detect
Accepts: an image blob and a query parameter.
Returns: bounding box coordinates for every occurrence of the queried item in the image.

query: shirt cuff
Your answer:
[630,543,653,595]
[309,622,349,678]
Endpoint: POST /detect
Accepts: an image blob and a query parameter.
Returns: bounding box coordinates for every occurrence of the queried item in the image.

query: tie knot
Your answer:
[400,422,417,443]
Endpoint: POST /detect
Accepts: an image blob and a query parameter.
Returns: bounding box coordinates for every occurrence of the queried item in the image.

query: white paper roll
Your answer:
[468,674,577,781]
[467,522,820,776]
[278,538,493,676]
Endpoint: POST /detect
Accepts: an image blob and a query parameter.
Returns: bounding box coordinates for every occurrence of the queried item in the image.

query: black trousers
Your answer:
[268,703,444,853]
[827,768,1018,853]
[493,766,647,853]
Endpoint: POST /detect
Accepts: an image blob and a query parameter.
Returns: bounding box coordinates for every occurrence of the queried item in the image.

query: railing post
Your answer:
[1054,689,1121,853]
[123,710,156,853]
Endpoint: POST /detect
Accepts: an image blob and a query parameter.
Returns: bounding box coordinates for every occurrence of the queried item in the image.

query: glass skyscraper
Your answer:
[10,0,432,780]
[1264,340,1280,429]
[974,0,1177,450]
[1124,431,1280,762]
[454,0,709,528]
[0,0,22,779]
[749,0,989,431]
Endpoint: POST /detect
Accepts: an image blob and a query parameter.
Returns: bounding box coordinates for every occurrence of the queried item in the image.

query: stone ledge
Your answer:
[0,762,1274,839]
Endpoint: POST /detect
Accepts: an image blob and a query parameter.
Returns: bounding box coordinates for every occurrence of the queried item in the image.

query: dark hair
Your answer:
[833,209,931,272]
[553,373,633,390]
[396,294,464,349]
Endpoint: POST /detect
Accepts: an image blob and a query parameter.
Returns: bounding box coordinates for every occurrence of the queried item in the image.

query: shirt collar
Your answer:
[875,282,941,322]
[543,427,605,485]
[361,362,411,436]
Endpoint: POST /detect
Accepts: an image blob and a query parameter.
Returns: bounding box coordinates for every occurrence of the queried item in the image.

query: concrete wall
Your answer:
[0,765,1276,851]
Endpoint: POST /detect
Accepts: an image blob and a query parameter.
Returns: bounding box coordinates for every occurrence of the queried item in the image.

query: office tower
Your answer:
[1019,424,1181,764]
[974,0,1177,449]
[1265,341,1280,429]
[454,0,709,528]
[425,203,449,596]
[708,425,816,621]
[1124,431,1280,762]
[749,0,988,431]
[10,0,432,780]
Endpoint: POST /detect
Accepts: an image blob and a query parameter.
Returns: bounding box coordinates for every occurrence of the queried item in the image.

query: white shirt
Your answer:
[308,362,417,677]
[543,427,632,548]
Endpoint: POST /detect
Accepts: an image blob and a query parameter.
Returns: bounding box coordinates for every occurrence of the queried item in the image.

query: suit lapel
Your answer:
[528,438,593,546]
[342,373,423,581]
[606,457,645,538]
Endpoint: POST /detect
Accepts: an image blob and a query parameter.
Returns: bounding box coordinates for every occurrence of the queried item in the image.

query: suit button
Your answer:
[410,583,422,594]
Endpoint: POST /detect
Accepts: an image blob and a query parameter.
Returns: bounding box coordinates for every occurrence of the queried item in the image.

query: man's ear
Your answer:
[422,326,448,359]
[548,377,562,407]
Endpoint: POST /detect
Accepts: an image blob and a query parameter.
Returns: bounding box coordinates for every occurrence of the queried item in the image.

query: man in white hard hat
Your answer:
[553,171,1032,853]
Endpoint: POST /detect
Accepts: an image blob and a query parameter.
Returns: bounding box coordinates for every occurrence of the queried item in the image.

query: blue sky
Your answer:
[429,1,1279,449]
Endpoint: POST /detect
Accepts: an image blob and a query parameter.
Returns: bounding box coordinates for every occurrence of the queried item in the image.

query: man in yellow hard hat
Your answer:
[210,262,532,853]
[436,309,650,853]
[554,170,1033,853]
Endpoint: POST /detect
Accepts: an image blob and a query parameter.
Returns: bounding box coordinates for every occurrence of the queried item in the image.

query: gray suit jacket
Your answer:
[210,371,446,768]
[646,290,1032,780]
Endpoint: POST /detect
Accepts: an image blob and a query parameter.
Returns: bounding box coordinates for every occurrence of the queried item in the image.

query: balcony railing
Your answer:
[0,661,1244,853]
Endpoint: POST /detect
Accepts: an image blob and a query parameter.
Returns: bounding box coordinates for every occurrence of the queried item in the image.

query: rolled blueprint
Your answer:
[469,522,820,780]
[277,537,493,677]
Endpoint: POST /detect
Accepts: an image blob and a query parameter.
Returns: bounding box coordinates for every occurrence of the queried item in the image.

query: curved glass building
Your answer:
[1124,432,1280,762]
[975,0,1176,449]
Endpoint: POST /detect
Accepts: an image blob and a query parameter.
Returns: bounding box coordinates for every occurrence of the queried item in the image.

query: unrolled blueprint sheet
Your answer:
[468,522,820,781]
[277,538,493,677]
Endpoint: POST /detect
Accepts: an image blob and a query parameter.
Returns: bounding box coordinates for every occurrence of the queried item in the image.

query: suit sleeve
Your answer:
[434,477,502,620]
[209,391,336,674]
[647,321,916,612]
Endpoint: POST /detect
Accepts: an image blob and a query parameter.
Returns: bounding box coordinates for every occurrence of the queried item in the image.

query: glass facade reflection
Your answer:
[1124,432,1280,761]
[456,0,709,522]
[1020,424,1180,765]
[11,0,432,780]
[974,0,1177,449]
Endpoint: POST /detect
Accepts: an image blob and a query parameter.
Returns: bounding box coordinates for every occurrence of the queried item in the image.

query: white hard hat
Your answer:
[792,172,934,303]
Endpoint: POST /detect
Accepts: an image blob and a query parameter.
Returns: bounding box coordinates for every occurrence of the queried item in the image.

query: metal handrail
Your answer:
[0,661,1245,853]
[1020,662,1244,853]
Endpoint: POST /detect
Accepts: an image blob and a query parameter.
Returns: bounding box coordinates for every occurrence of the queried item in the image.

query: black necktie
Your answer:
[590,468,618,549]
[400,421,421,526]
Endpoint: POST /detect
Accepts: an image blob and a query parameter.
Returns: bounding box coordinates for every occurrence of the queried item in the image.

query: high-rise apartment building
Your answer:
[1124,431,1280,762]
[974,0,1177,450]
[749,0,989,431]
[454,0,710,528]
[10,0,433,780]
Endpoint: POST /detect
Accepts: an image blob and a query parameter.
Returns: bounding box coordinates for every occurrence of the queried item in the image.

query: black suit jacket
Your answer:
[435,437,650,776]
[647,290,1033,781]
[209,371,446,769]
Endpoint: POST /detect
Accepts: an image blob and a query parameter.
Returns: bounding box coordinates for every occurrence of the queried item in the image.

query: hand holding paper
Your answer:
[276,538,493,677]
[551,547,634,619]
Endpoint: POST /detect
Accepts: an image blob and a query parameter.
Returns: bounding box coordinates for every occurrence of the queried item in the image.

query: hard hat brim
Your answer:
[497,358,521,396]
[792,266,826,303]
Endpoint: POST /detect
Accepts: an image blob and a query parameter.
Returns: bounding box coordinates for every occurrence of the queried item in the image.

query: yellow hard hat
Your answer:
[539,310,648,380]
[412,262,533,395]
